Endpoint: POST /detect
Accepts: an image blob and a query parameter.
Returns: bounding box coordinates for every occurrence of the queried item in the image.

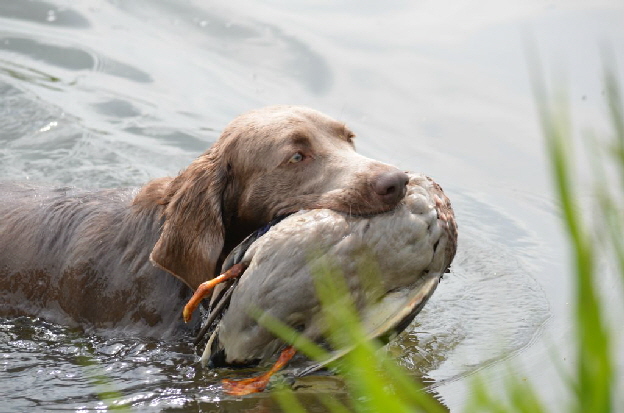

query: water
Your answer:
[1,0,623,411]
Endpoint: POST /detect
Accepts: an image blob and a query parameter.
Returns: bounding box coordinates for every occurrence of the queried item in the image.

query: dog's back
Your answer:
[0,182,195,337]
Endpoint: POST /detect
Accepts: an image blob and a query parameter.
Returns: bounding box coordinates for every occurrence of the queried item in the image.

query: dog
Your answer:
[0,106,409,338]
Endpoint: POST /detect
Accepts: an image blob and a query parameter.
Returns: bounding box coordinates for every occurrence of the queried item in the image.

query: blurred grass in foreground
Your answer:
[528,54,617,412]
[260,255,447,412]
[261,62,623,412]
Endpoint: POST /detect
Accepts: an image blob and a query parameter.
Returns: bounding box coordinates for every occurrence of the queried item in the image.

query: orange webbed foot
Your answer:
[222,346,296,396]
[182,263,246,323]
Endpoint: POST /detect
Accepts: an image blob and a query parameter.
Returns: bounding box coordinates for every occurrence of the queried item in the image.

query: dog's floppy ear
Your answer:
[150,149,229,290]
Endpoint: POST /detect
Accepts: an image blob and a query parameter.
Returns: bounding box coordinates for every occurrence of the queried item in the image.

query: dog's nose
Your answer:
[372,170,409,205]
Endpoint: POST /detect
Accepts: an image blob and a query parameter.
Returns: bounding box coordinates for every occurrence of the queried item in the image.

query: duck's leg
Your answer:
[222,346,297,396]
[183,263,247,322]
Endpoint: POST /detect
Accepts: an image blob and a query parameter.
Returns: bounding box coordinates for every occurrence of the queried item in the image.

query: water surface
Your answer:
[1,0,623,411]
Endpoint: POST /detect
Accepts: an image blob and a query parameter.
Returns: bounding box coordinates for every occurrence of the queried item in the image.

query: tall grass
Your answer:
[259,256,447,412]
[530,56,616,412]
[260,62,623,412]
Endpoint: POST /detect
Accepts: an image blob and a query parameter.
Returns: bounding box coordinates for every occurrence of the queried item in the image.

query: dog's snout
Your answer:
[372,170,409,205]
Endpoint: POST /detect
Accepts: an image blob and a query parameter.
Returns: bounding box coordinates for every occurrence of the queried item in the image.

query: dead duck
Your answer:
[183,172,457,395]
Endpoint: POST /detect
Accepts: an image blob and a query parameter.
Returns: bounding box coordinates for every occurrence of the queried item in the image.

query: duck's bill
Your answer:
[294,272,441,378]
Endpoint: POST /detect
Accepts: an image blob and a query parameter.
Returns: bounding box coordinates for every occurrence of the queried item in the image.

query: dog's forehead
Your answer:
[233,106,351,138]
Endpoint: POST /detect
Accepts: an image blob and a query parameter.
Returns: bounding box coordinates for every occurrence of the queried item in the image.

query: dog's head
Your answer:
[149,106,408,289]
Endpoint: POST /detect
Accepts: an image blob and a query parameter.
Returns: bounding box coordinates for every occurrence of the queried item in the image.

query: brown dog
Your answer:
[0,106,408,338]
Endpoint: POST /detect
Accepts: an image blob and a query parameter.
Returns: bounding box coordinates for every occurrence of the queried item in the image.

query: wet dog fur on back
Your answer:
[0,106,408,337]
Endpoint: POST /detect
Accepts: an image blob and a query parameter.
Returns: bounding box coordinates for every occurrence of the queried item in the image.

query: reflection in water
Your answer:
[0,37,152,83]
[3,317,438,411]
[0,0,90,28]
[0,80,192,187]
[114,0,333,94]
[1,37,95,71]
[1,317,198,411]
[0,59,61,88]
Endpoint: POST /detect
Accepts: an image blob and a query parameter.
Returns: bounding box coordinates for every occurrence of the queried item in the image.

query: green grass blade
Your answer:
[319,394,353,413]
[273,385,309,413]
[530,53,613,413]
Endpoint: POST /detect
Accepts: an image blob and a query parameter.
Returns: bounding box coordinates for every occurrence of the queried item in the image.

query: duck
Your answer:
[183,172,457,395]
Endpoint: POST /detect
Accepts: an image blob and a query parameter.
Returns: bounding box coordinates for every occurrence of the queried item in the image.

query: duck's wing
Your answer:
[294,267,441,377]
[194,215,291,347]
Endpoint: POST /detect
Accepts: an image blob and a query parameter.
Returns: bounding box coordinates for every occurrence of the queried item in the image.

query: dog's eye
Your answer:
[288,152,305,163]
